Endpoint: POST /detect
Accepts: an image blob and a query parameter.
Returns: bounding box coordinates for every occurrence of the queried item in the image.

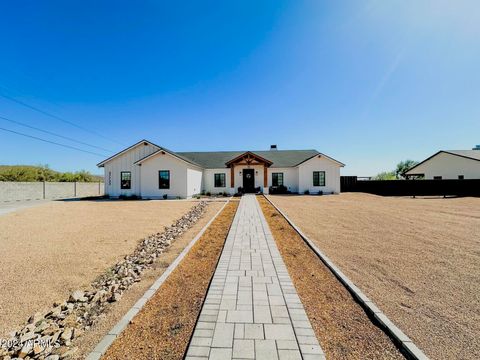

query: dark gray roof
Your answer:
[176,150,323,168]
[444,150,480,161]
[99,139,345,169]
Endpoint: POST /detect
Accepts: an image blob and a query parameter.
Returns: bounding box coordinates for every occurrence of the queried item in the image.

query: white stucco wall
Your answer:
[187,167,203,197]
[406,152,480,179]
[267,167,299,193]
[102,142,159,197]
[298,155,341,194]
[203,168,232,194]
[139,152,193,199]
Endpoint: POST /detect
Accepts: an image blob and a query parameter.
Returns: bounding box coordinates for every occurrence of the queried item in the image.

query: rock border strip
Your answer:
[86,199,230,360]
[263,195,429,360]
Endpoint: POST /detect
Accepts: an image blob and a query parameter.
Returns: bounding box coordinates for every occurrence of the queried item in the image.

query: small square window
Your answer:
[458,175,464,180]
[214,173,226,187]
[313,171,325,186]
[120,171,131,189]
[159,170,170,189]
[272,173,284,187]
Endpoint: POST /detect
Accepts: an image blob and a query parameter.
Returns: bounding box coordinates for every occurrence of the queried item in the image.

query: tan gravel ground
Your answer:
[0,199,199,338]
[73,201,224,359]
[103,201,238,360]
[267,193,480,360]
[258,196,404,359]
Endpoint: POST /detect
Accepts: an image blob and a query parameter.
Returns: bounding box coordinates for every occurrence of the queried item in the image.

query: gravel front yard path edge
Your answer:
[264,195,429,360]
[86,200,230,360]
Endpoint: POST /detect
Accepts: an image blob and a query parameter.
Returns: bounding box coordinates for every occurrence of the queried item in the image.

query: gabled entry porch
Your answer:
[225,152,273,193]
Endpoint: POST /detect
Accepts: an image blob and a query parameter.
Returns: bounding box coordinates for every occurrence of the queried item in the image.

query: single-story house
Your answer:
[405,147,480,179]
[97,140,345,199]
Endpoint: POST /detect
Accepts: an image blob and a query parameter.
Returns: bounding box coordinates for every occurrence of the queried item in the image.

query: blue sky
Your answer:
[0,1,479,176]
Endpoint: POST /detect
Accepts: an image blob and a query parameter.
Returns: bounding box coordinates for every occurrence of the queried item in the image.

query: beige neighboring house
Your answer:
[97,140,344,199]
[405,147,480,180]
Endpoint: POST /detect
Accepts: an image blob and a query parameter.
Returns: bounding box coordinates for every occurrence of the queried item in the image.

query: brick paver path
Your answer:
[186,195,325,359]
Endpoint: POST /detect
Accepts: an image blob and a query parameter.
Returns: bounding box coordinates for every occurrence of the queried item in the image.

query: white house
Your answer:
[405,148,480,180]
[97,140,345,199]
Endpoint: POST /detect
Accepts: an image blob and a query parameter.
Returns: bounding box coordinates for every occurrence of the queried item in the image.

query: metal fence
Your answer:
[340,176,480,196]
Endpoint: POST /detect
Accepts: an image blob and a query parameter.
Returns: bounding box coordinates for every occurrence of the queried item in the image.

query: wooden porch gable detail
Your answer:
[225,151,273,167]
[226,151,273,188]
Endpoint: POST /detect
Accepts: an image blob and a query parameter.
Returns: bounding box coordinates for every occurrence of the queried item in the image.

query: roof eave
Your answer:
[295,152,345,167]
[134,148,203,169]
[96,139,161,167]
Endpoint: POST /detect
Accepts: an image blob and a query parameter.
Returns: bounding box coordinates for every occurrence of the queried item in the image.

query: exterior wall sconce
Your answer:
[255,171,258,175]
[239,171,242,175]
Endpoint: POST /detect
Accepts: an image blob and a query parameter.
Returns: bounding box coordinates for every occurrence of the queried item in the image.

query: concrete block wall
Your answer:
[0,182,104,202]
[45,182,75,199]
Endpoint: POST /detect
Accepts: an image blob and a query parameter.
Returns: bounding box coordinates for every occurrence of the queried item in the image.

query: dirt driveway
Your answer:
[0,199,199,337]
[268,193,480,360]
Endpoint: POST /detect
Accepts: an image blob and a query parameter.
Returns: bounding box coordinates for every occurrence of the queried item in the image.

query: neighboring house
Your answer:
[405,147,480,180]
[97,140,345,198]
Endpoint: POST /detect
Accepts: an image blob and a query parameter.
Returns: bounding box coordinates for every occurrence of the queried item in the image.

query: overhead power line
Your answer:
[0,91,125,146]
[0,115,113,153]
[0,126,108,157]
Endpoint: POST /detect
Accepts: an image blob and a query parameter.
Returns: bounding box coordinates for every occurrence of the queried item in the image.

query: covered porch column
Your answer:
[230,165,235,193]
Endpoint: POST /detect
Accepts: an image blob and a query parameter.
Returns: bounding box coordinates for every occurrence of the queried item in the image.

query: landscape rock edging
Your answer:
[86,199,230,360]
[0,201,209,360]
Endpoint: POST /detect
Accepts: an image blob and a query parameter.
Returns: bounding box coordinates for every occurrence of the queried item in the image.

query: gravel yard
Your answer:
[267,193,480,360]
[0,199,200,338]
[73,201,224,359]
[103,201,238,360]
[258,196,403,359]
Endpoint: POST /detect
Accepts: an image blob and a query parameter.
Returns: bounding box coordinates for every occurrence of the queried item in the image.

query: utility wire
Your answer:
[0,91,126,146]
[0,115,113,153]
[0,126,108,157]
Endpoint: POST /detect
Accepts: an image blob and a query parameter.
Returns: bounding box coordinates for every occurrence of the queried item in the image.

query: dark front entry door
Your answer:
[242,169,255,193]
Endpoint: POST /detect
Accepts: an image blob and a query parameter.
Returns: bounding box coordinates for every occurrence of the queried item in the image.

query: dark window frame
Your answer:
[272,173,284,187]
[120,171,131,189]
[313,171,325,186]
[458,175,464,180]
[159,170,170,189]
[214,173,226,187]
[433,176,442,180]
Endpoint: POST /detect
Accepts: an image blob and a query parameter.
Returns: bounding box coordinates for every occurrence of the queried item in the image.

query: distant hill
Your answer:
[0,165,103,182]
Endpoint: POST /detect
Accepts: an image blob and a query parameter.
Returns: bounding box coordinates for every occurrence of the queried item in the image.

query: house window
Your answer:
[272,173,284,187]
[313,171,325,186]
[159,170,170,189]
[458,175,464,180]
[433,176,442,180]
[214,173,226,187]
[120,171,131,189]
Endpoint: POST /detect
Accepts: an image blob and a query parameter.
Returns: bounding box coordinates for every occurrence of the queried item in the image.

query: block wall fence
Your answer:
[0,182,104,202]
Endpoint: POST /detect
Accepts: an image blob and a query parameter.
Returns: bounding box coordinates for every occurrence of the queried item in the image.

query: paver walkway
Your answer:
[186,195,325,360]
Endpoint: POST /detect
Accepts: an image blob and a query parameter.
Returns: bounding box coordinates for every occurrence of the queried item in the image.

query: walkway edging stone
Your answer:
[86,199,230,360]
[264,195,429,360]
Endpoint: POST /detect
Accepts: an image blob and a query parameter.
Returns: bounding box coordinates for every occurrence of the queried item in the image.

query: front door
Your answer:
[243,169,255,193]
